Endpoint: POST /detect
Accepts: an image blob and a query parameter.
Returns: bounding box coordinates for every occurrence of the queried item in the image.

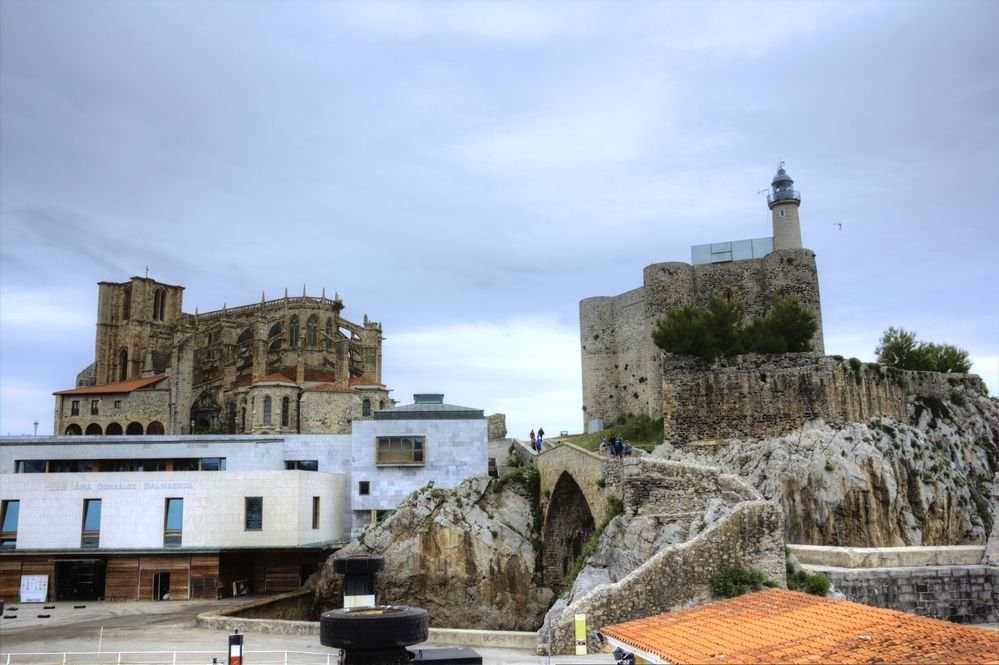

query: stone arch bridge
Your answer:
[534,441,625,591]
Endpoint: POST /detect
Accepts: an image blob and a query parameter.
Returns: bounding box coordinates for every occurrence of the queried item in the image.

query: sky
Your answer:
[1,0,997,438]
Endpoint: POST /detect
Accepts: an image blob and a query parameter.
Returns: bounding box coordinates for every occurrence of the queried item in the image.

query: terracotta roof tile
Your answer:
[305,370,337,383]
[600,589,999,664]
[53,374,168,396]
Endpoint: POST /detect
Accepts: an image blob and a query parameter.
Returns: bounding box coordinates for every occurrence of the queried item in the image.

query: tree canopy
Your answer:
[875,327,971,373]
[652,294,817,359]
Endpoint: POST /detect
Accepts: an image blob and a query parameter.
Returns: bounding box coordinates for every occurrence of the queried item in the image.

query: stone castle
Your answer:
[579,164,824,431]
[53,278,390,436]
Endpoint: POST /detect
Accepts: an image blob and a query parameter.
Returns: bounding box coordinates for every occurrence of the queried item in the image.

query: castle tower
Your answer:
[768,163,802,250]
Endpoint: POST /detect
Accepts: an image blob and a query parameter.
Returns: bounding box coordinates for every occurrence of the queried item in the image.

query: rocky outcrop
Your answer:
[311,475,555,630]
[653,380,998,547]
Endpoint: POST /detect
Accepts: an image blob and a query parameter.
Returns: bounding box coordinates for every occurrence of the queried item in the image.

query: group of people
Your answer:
[600,434,632,458]
[529,427,545,452]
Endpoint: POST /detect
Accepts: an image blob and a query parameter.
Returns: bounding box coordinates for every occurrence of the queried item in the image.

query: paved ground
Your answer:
[0,600,615,664]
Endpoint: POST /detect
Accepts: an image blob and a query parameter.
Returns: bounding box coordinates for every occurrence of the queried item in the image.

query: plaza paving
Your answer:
[0,599,614,664]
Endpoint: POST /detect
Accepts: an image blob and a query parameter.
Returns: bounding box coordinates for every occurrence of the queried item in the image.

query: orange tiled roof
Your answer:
[53,374,168,396]
[235,374,253,387]
[304,382,355,393]
[600,588,999,664]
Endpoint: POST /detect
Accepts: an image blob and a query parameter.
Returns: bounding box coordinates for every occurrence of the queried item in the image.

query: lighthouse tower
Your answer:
[768,162,802,250]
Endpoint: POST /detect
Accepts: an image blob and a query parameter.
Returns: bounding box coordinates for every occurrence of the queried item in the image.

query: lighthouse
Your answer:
[768,162,802,250]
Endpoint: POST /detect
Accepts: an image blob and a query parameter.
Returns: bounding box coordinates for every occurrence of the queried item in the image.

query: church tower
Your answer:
[768,162,802,250]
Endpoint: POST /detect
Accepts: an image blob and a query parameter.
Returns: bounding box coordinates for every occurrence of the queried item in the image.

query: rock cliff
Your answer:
[653,380,998,547]
[310,474,555,630]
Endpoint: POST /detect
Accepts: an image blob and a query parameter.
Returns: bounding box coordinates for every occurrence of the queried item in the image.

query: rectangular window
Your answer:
[1,500,19,548]
[164,498,183,547]
[312,496,320,529]
[16,460,47,473]
[81,498,101,548]
[376,436,425,466]
[245,497,262,531]
[200,457,225,471]
[113,400,122,409]
[284,460,318,471]
[90,400,99,416]
[358,481,370,496]
[71,400,80,416]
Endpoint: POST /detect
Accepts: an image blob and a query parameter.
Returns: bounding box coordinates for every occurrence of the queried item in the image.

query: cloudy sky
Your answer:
[1,0,996,437]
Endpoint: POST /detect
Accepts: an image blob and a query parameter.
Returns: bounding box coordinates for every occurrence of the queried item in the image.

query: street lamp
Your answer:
[33,421,38,436]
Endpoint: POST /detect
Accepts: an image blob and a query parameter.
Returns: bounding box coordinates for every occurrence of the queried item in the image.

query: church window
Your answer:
[325,319,333,351]
[153,289,167,321]
[119,348,128,382]
[780,209,785,217]
[122,286,131,321]
[71,400,80,416]
[307,316,318,348]
[362,399,371,417]
[281,397,289,427]
[269,322,283,338]
[289,316,300,348]
[263,396,272,425]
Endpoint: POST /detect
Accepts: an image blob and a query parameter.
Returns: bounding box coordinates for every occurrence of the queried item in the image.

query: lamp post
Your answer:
[33,421,38,436]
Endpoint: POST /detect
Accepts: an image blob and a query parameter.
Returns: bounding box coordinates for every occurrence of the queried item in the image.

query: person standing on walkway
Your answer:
[530,429,536,450]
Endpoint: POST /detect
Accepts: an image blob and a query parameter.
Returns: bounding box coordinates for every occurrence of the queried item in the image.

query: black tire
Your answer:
[320,605,429,649]
[333,555,385,575]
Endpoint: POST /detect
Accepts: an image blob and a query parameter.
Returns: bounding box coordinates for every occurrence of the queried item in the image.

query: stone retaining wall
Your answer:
[545,499,785,654]
[788,544,986,568]
[817,565,998,624]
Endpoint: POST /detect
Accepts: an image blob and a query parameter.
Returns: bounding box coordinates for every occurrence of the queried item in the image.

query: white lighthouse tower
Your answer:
[768,162,802,250]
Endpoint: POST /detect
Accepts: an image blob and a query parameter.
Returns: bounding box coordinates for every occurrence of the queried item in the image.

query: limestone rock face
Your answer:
[311,475,555,630]
[653,384,998,547]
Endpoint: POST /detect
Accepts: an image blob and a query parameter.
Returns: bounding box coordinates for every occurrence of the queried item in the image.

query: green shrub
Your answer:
[787,569,831,596]
[876,327,971,373]
[848,357,863,373]
[710,566,772,598]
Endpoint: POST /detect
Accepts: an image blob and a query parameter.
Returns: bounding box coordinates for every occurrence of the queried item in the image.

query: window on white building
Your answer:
[312,496,320,530]
[245,497,263,531]
[376,436,425,466]
[164,498,183,547]
[1,500,19,548]
[81,499,101,548]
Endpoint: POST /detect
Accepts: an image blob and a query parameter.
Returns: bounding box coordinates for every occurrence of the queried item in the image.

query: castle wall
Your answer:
[661,354,909,443]
[580,248,823,430]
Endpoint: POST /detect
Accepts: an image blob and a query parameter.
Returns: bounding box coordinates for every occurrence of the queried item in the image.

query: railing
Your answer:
[767,189,800,204]
[1,651,336,665]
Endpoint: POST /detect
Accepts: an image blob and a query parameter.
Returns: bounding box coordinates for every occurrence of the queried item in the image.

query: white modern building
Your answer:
[0,394,487,603]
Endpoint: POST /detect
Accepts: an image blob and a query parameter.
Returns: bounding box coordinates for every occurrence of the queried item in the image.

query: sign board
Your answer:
[20,574,48,603]
[574,613,587,656]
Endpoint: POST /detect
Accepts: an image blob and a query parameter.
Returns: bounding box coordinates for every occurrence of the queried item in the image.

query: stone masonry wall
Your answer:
[661,354,908,444]
[824,566,998,624]
[621,459,758,517]
[545,500,786,654]
[580,248,822,431]
[487,413,507,441]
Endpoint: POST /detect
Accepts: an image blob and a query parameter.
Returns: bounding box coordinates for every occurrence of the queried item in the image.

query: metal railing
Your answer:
[767,189,800,204]
[1,651,336,665]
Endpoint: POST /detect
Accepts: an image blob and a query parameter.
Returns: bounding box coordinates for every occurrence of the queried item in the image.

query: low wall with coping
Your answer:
[788,544,998,624]
[197,592,538,648]
[788,545,987,568]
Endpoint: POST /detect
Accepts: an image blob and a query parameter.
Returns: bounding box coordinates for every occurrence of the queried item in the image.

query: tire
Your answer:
[332,555,385,575]
[320,605,429,649]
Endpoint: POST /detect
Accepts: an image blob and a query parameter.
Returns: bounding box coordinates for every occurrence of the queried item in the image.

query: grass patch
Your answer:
[561,413,664,452]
